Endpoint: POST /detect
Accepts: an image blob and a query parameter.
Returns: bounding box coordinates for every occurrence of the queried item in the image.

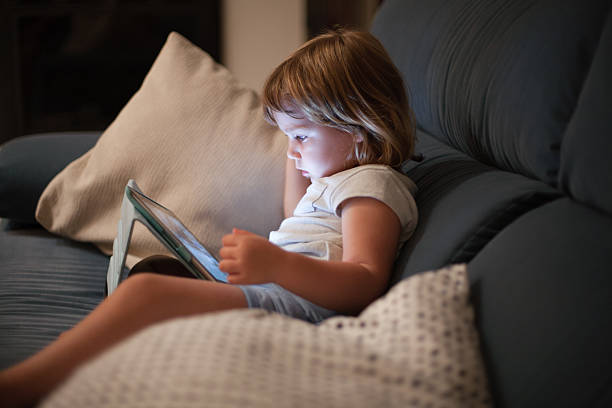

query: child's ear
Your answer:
[354,131,364,143]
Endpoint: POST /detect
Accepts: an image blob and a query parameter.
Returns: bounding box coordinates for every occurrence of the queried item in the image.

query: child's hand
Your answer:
[219,228,287,285]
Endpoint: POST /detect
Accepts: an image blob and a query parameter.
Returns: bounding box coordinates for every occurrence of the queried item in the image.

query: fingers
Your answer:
[222,233,237,247]
[219,228,262,284]
[226,274,243,284]
[219,260,246,285]
[218,259,239,274]
[220,229,245,272]
[218,246,234,260]
[220,229,250,259]
[222,228,254,247]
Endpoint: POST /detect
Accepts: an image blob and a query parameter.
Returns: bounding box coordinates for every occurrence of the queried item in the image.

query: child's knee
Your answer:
[115,272,165,303]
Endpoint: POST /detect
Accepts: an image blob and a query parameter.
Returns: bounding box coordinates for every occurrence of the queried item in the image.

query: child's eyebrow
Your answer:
[284,125,311,134]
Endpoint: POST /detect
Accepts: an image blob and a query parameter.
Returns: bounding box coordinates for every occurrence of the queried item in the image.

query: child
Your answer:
[0,29,418,407]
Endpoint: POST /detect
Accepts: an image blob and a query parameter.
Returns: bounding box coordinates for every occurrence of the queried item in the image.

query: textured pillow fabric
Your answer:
[41,264,492,408]
[35,32,287,267]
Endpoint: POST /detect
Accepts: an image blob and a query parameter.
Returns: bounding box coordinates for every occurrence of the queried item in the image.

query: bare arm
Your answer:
[219,197,401,315]
[277,197,401,314]
[283,157,310,218]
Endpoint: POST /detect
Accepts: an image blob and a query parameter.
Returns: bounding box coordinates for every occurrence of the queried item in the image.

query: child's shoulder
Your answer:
[324,164,416,193]
[337,164,396,177]
[315,164,417,224]
[313,164,417,205]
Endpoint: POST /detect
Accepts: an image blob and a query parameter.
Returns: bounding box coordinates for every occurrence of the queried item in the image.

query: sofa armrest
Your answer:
[0,131,101,224]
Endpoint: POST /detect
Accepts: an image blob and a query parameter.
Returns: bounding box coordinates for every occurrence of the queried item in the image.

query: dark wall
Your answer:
[0,0,221,145]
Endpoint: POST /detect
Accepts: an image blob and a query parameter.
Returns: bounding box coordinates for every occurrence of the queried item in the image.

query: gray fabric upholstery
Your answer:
[394,130,560,284]
[468,198,612,407]
[372,0,611,185]
[0,220,109,369]
[372,1,612,406]
[0,131,103,368]
[560,8,612,214]
[0,132,100,224]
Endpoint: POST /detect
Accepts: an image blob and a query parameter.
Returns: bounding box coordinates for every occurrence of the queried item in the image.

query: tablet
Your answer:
[125,185,228,283]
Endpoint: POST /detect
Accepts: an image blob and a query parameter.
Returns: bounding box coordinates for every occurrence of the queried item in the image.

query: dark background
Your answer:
[0,0,222,145]
[0,0,379,145]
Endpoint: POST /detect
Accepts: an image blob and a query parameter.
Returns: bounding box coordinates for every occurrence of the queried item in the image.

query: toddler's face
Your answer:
[273,110,359,179]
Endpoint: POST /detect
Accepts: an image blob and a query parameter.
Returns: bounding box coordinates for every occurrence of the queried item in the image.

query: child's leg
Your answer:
[0,273,247,408]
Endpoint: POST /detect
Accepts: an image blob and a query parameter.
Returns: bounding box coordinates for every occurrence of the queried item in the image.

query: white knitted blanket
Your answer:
[42,264,491,407]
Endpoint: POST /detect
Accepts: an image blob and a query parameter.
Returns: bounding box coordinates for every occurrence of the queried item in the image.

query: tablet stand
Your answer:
[106,179,168,295]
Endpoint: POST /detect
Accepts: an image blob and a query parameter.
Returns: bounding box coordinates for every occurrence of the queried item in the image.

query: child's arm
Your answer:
[283,157,310,218]
[219,197,401,315]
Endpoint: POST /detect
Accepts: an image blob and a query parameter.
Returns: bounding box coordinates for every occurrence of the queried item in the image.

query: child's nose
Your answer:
[287,140,301,160]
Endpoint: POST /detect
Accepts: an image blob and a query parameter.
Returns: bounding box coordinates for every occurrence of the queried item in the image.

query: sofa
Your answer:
[1,0,611,406]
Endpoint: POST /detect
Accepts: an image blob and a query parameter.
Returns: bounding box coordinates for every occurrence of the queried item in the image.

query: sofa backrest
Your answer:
[373,0,610,188]
[559,5,612,215]
[372,1,612,407]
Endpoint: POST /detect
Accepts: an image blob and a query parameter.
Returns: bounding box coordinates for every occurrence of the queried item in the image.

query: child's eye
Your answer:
[295,135,307,142]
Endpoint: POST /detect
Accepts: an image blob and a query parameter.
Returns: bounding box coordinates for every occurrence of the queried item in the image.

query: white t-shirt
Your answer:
[269,164,418,261]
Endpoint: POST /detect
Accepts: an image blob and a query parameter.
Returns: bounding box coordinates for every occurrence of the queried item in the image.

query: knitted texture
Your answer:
[35,32,286,268]
[42,264,491,407]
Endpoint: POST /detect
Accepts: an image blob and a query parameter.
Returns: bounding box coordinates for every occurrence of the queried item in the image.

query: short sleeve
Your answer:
[327,166,418,234]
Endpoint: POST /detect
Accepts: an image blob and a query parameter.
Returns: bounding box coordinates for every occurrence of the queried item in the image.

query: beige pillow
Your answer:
[36,32,287,267]
[41,264,492,407]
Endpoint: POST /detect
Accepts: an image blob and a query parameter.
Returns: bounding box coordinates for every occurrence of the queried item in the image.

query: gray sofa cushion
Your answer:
[372,0,611,185]
[394,130,560,284]
[0,220,109,369]
[560,8,612,215]
[468,198,612,407]
[0,132,100,224]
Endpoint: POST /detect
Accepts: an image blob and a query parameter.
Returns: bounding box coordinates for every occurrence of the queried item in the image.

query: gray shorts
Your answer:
[238,283,337,324]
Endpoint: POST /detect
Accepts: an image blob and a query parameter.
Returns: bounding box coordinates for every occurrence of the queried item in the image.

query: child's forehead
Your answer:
[272,101,307,119]
[277,100,306,118]
[273,110,312,129]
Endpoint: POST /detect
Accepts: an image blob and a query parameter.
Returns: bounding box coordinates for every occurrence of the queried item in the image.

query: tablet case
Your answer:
[106,179,195,295]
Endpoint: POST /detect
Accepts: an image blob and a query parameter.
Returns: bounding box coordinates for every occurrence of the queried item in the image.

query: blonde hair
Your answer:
[262,29,415,168]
